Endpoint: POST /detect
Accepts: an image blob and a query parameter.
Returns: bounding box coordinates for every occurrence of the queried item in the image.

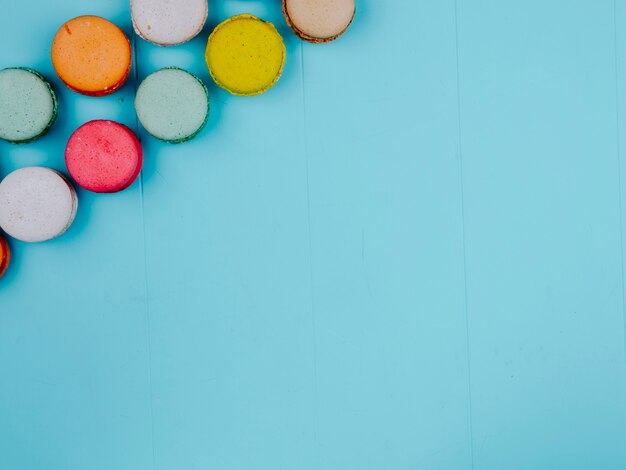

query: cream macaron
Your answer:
[131,0,208,46]
[283,0,355,43]
[0,167,78,243]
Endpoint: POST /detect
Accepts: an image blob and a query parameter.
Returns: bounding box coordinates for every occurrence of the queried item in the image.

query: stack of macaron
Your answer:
[0,0,356,279]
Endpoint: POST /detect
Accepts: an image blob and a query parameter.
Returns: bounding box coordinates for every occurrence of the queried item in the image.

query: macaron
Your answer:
[205,15,285,96]
[0,167,78,243]
[51,16,132,96]
[0,235,9,278]
[0,68,57,144]
[131,0,208,46]
[283,0,355,43]
[66,120,143,193]
[135,68,209,143]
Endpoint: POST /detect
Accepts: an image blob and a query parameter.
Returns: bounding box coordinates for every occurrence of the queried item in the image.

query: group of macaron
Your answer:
[0,0,355,279]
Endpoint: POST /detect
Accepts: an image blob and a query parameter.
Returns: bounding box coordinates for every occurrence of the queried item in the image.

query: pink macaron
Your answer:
[66,120,143,193]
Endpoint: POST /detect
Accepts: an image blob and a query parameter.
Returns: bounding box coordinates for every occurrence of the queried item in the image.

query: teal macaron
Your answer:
[135,67,209,144]
[0,68,58,144]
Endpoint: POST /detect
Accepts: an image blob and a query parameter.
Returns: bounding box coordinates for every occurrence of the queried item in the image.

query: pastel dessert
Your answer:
[0,68,57,143]
[66,120,143,193]
[0,235,9,278]
[131,0,208,46]
[283,0,355,43]
[135,68,209,143]
[205,15,285,96]
[0,167,78,243]
[51,16,132,96]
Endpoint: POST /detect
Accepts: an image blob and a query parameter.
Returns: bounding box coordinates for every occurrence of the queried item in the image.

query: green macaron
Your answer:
[0,68,58,144]
[135,67,209,144]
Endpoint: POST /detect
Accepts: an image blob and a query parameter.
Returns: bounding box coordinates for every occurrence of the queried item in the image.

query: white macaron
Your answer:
[0,167,78,243]
[131,0,208,46]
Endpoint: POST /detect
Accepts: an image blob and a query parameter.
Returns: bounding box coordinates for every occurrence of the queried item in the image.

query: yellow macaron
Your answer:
[205,14,285,96]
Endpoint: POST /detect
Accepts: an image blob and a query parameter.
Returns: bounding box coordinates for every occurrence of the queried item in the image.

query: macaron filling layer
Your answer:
[0,68,57,143]
[135,67,209,143]
[131,0,208,46]
[52,16,132,96]
[0,167,78,243]
[205,15,285,96]
[66,120,143,193]
[283,0,355,43]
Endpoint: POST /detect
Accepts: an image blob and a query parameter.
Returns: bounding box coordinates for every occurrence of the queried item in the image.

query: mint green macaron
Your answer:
[0,68,58,144]
[135,67,209,144]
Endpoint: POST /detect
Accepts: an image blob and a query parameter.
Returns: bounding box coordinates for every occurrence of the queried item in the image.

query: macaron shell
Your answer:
[0,68,58,143]
[66,120,143,193]
[205,15,285,96]
[0,167,78,243]
[51,16,132,96]
[60,70,129,98]
[0,235,9,278]
[283,0,355,43]
[131,0,208,46]
[61,175,79,235]
[135,67,209,143]
[52,172,79,237]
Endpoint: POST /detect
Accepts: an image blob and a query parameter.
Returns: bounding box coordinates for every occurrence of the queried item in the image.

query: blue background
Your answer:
[2,0,626,468]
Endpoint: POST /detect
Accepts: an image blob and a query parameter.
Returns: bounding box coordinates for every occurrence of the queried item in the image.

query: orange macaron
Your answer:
[51,16,132,96]
[0,235,9,278]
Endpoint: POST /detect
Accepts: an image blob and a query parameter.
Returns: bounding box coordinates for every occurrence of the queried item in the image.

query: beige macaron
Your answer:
[282,0,355,43]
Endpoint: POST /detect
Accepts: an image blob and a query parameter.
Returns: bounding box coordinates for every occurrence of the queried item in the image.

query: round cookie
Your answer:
[135,68,209,143]
[131,0,208,46]
[205,15,285,96]
[283,0,355,43]
[0,235,9,278]
[51,16,132,96]
[0,167,78,243]
[66,120,143,193]
[0,68,57,144]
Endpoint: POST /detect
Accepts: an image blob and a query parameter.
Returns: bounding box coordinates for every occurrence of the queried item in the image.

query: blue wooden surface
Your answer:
[1,0,626,468]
